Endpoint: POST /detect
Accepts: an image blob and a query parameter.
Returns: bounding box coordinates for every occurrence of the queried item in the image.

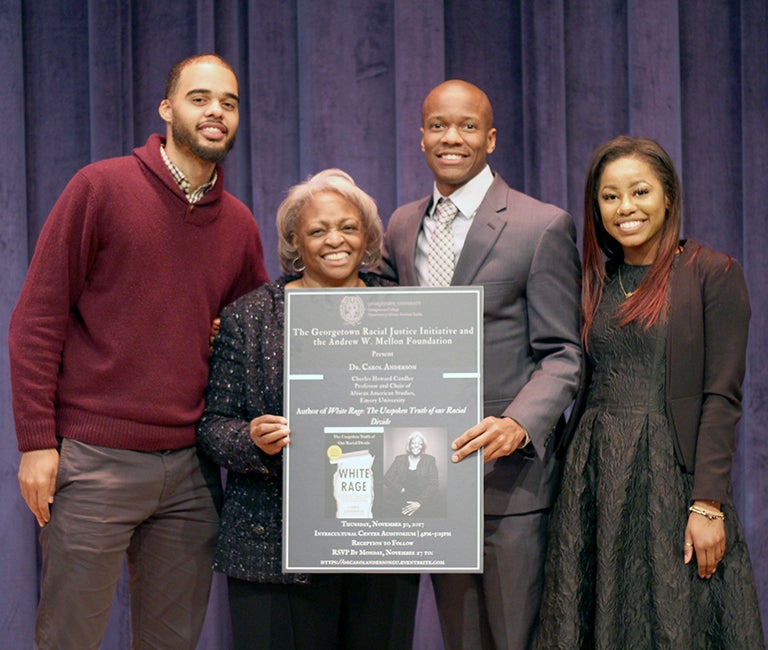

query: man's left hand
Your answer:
[451,416,527,463]
[209,317,221,349]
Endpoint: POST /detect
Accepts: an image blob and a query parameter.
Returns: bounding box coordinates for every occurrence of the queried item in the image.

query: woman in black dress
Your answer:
[538,136,764,648]
[383,431,440,517]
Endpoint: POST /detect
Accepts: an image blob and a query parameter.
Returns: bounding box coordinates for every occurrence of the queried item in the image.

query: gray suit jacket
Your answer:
[380,173,582,515]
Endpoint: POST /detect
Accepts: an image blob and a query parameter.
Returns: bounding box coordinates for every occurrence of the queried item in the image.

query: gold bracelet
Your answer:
[689,505,725,521]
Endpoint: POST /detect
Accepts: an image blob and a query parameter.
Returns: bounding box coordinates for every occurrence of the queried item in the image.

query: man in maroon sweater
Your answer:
[8,54,268,649]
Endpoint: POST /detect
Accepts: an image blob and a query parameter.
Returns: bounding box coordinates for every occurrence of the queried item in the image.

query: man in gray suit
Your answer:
[380,80,581,649]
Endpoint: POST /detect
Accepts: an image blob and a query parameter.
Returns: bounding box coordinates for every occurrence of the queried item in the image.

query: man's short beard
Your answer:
[171,122,236,164]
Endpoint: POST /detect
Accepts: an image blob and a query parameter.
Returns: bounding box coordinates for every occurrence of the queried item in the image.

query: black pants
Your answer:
[228,573,419,650]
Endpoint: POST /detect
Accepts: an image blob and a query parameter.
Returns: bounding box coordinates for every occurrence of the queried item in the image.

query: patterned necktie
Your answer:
[428,198,459,286]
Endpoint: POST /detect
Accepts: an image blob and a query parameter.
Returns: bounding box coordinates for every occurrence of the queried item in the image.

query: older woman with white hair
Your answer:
[384,431,440,517]
[198,169,418,649]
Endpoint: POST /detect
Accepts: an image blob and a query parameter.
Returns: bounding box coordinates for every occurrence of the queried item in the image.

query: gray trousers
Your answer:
[431,510,549,650]
[34,438,221,650]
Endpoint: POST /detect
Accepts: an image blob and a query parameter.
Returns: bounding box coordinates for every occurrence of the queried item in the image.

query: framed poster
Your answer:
[283,286,483,572]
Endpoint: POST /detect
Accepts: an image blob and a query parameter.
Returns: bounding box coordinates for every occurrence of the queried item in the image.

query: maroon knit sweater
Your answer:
[9,134,269,452]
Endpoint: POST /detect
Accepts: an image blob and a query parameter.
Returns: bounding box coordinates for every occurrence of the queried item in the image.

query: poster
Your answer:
[283,286,483,573]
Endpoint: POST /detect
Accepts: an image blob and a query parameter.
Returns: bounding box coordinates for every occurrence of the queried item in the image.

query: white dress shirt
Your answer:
[414,165,494,287]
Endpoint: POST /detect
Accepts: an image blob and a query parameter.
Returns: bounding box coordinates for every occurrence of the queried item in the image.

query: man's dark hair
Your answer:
[164,54,237,99]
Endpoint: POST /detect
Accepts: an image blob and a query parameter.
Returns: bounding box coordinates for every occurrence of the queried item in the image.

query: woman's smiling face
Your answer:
[291,191,367,287]
[598,156,670,265]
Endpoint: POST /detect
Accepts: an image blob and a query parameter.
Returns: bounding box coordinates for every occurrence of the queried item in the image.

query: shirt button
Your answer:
[253,524,266,535]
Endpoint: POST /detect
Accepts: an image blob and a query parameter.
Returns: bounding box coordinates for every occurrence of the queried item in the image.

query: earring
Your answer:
[361,252,372,268]
[292,257,305,273]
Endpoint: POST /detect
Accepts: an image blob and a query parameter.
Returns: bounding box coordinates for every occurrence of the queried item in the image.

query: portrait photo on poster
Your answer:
[382,427,447,519]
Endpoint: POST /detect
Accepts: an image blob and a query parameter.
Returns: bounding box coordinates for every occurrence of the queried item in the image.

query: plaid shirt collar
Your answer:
[160,144,217,204]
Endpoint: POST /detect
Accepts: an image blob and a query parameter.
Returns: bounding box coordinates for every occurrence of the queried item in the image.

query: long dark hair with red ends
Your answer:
[582,135,682,349]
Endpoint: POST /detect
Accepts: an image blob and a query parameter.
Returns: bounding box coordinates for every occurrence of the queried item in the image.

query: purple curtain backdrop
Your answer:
[1,1,766,648]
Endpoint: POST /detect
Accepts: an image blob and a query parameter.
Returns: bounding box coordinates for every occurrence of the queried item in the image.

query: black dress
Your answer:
[538,263,764,649]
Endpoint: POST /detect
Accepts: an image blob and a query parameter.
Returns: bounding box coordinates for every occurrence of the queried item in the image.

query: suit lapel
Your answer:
[451,175,509,285]
[401,196,431,286]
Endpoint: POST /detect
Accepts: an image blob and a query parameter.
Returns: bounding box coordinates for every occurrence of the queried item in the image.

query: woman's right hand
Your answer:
[249,415,290,455]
